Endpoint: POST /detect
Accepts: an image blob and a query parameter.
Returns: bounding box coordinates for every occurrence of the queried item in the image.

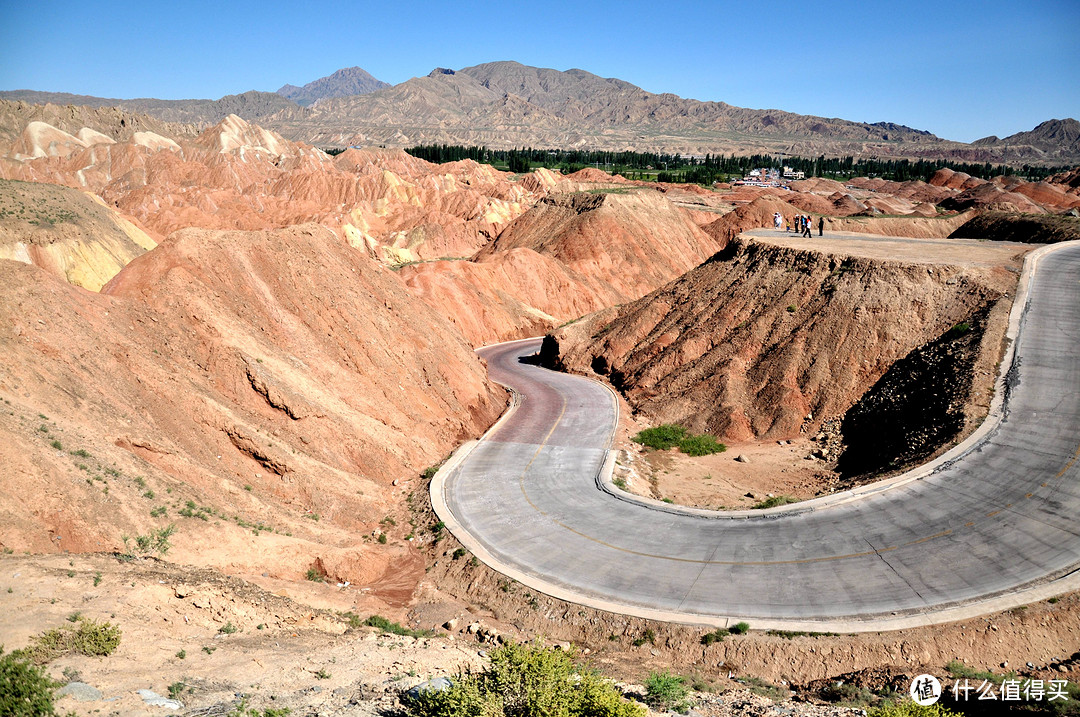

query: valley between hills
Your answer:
[1,63,1080,716]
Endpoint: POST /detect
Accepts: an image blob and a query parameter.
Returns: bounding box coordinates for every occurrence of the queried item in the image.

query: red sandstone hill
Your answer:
[0,224,503,606]
[0,115,545,264]
[545,240,1011,442]
[401,188,722,345]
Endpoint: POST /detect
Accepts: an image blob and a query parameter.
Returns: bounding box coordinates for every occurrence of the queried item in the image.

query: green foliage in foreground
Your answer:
[407,642,645,717]
[0,648,64,716]
[18,618,121,665]
[868,702,961,717]
[632,425,726,456]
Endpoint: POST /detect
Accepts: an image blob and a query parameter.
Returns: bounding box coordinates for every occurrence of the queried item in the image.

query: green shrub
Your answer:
[868,702,962,717]
[305,568,324,582]
[19,618,121,664]
[728,621,750,635]
[676,434,727,456]
[632,425,687,451]
[0,648,63,716]
[632,425,726,456]
[644,671,691,712]
[218,622,238,635]
[49,440,62,450]
[407,641,644,717]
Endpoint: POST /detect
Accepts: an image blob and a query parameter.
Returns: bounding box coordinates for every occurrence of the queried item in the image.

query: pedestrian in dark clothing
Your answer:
[818,216,824,236]
[803,215,812,238]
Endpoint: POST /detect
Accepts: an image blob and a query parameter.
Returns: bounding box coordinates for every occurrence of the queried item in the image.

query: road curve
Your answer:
[434,242,1080,629]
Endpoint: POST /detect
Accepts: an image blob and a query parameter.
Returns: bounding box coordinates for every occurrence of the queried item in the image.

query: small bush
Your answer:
[0,648,63,716]
[69,449,91,458]
[168,681,185,700]
[218,622,238,635]
[452,548,466,560]
[49,440,62,450]
[701,628,728,645]
[677,434,727,456]
[19,618,121,664]
[632,424,726,456]
[305,568,324,582]
[362,615,431,638]
[407,641,644,717]
[944,660,1005,685]
[315,669,330,680]
[633,425,687,451]
[644,671,691,713]
[752,496,797,510]
[728,621,750,635]
[377,533,388,544]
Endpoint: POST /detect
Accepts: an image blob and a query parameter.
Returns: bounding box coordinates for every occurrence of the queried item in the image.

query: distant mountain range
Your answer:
[2,62,1077,164]
[276,66,389,106]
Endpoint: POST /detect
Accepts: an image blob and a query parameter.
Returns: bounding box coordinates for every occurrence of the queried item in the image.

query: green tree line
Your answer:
[403,144,1070,184]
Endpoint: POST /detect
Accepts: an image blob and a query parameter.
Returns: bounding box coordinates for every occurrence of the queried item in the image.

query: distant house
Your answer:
[782,166,805,180]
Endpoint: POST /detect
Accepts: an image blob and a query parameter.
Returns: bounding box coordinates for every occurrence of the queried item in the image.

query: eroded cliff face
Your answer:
[545,240,1013,451]
[0,224,503,608]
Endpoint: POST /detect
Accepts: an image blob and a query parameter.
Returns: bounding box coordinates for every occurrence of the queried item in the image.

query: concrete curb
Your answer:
[431,241,1080,631]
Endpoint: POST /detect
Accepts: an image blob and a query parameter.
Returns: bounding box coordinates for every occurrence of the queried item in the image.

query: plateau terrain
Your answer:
[1,89,1079,717]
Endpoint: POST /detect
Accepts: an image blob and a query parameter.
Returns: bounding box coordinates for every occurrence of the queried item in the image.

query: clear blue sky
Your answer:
[2,0,1077,143]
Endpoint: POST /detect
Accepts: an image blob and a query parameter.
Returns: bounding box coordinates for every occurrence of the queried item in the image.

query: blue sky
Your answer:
[1,0,1077,143]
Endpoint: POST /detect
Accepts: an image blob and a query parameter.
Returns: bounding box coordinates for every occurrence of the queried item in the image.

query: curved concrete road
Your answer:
[434,242,1080,629]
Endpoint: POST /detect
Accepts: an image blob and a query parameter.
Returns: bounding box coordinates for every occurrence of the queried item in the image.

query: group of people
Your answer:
[772,211,824,237]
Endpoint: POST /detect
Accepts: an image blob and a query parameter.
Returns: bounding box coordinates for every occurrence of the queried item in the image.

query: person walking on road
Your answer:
[818,216,825,237]
[802,215,812,238]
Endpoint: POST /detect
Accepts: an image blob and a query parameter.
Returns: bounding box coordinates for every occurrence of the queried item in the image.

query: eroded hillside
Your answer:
[0,223,503,610]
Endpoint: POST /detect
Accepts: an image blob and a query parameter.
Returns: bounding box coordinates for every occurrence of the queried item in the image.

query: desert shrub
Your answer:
[407,641,644,717]
[19,618,121,664]
[0,647,62,716]
[644,670,691,712]
[363,615,432,638]
[700,628,727,645]
[737,676,787,702]
[751,496,797,510]
[728,621,750,635]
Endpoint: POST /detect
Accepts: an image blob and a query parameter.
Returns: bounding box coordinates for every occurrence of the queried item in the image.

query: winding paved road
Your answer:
[434,243,1080,629]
